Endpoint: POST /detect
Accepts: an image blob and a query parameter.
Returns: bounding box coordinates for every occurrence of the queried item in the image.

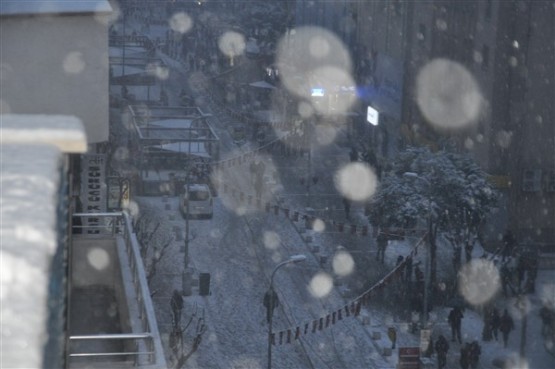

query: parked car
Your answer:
[180,184,213,219]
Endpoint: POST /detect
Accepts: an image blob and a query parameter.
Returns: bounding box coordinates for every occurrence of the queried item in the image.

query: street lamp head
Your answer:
[403,172,419,178]
[288,254,307,263]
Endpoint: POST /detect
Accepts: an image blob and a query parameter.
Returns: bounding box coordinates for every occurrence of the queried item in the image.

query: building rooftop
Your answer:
[0,0,112,17]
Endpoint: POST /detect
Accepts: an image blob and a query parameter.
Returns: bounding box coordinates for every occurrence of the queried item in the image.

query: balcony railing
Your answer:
[69,212,166,368]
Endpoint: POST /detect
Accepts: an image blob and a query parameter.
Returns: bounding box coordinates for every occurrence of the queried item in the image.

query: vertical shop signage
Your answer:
[81,154,107,234]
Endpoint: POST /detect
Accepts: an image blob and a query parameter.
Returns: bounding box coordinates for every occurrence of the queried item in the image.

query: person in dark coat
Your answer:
[405,255,413,284]
[448,307,464,343]
[170,289,183,326]
[435,334,449,369]
[490,307,501,341]
[376,232,388,263]
[481,307,493,342]
[468,341,481,369]
[387,327,397,349]
[502,229,516,260]
[343,197,351,219]
[459,343,470,369]
[499,309,514,348]
[263,289,279,323]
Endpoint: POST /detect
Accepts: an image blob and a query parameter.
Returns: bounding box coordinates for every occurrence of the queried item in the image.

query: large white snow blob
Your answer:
[63,52,86,74]
[334,162,378,202]
[332,250,354,277]
[458,259,500,306]
[169,12,193,34]
[263,231,281,250]
[87,247,110,271]
[218,32,246,59]
[416,58,483,131]
[312,218,326,233]
[308,272,333,298]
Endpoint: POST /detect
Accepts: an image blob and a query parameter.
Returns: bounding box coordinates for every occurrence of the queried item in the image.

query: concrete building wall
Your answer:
[1,14,110,143]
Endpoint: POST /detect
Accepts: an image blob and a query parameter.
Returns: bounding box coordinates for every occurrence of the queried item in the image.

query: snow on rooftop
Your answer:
[0,0,112,16]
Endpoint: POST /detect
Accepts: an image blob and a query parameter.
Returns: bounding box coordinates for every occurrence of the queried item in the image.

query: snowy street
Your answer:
[112,3,555,369]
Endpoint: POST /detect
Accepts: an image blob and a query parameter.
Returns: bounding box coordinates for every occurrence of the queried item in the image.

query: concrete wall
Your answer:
[1,14,110,143]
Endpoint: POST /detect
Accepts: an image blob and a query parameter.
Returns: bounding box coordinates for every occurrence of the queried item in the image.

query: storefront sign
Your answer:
[367,106,379,125]
[81,154,107,234]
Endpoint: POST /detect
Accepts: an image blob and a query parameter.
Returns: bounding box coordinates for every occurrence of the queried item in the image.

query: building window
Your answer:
[482,45,490,70]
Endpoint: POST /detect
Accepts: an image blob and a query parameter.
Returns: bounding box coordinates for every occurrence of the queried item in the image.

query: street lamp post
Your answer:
[404,172,432,327]
[267,254,307,369]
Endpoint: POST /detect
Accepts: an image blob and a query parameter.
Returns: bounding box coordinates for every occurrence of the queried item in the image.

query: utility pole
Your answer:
[182,131,192,295]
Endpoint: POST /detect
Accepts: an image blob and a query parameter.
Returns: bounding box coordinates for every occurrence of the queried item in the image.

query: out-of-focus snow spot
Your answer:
[509,56,518,67]
[263,231,280,250]
[94,1,119,26]
[473,50,483,64]
[416,58,483,131]
[158,182,172,194]
[495,130,513,148]
[476,133,484,143]
[310,66,356,115]
[218,32,246,59]
[314,124,338,146]
[308,272,333,298]
[464,137,474,150]
[312,218,326,233]
[334,162,378,202]
[169,12,193,34]
[210,228,222,239]
[112,146,129,162]
[512,40,520,49]
[539,281,555,306]
[124,200,140,218]
[87,247,110,271]
[332,250,354,277]
[63,52,86,74]
[458,259,500,306]
[436,19,448,31]
[298,101,314,118]
[0,99,11,114]
[147,63,169,80]
[276,26,352,104]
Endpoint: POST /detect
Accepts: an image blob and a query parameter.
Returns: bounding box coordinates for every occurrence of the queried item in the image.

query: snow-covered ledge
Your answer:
[1,114,87,153]
[0,114,86,368]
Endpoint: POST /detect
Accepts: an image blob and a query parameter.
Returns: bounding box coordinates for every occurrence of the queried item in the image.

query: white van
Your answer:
[180,184,213,219]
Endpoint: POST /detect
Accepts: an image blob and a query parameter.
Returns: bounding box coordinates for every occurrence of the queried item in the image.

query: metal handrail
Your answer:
[69,212,165,367]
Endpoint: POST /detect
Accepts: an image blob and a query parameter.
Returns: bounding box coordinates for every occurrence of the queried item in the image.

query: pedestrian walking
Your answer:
[342,197,351,219]
[404,255,413,284]
[387,327,397,349]
[468,341,481,369]
[349,147,358,162]
[170,289,183,327]
[481,307,493,342]
[459,343,470,369]
[490,307,501,341]
[499,309,514,348]
[448,307,464,344]
[376,232,388,264]
[434,334,449,369]
[263,289,279,323]
[502,229,516,261]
